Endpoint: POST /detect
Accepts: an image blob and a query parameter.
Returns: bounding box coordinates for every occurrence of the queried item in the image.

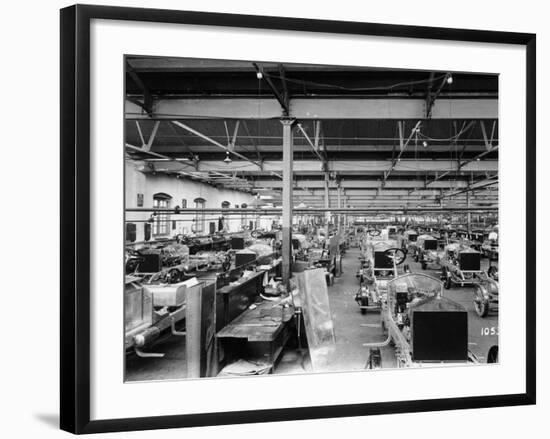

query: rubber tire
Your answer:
[360,297,368,315]
[475,298,490,317]
[168,269,181,283]
[487,345,499,363]
[444,271,452,289]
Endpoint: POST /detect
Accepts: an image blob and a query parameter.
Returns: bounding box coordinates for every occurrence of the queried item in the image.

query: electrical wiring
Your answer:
[264,72,448,92]
[417,122,477,142]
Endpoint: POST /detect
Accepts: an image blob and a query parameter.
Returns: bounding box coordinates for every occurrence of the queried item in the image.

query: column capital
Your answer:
[279,117,296,126]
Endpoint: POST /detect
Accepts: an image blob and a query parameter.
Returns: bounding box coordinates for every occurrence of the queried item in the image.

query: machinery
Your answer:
[126,243,230,283]
[364,272,480,368]
[355,237,409,314]
[473,275,499,317]
[400,229,419,253]
[386,225,399,239]
[292,233,310,261]
[439,243,483,289]
[467,229,485,252]
[413,234,442,270]
[481,238,499,260]
[124,275,191,357]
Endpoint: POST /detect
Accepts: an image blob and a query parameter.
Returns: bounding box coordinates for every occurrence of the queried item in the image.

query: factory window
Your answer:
[152,193,171,236]
[194,197,206,234]
[218,201,230,232]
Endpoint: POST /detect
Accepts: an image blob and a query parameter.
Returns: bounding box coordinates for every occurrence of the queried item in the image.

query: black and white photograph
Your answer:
[124,56,500,381]
[0,0,545,436]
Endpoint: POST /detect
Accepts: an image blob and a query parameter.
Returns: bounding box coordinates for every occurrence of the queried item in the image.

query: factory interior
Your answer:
[124,57,499,380]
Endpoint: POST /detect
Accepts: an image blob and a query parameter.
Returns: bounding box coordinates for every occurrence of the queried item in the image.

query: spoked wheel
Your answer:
[125,258,141,275]
[488,265,498,280]
[473,285,490,317]
[384,248,407,265]
[442,268,452,289]
[474,298,489,317]
[168,268,182,283]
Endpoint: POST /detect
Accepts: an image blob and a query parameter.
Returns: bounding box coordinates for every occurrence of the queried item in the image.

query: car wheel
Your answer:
[168,268,181,283]
[444,272,452,289]
[360,296,368,315]
[487,345,499,363]
[474,298,489,317]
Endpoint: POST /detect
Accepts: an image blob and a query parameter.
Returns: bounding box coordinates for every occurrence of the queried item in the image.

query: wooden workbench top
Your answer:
[216,300,286,342]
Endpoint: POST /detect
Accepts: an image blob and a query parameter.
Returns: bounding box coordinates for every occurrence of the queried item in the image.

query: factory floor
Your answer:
[276,247,499,374]
[125,247,499,382]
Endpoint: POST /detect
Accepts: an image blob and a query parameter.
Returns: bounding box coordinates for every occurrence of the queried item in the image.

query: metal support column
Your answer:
[466,190,471,233]
[324,171,330,238]
[281,118,295,288]
[337,183,342,234]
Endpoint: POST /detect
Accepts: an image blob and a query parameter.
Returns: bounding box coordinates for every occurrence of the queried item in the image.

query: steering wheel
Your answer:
[384,248,407,265]
[368,229,381,237]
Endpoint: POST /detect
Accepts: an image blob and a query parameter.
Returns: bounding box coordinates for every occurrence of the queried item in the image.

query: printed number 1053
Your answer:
[481,327,498,336]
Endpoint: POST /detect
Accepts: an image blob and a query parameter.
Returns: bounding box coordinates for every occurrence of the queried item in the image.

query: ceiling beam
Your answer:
[141,158,497,174]
[126,61,153,116]
[253,63,289,116]
[426,73,451,119]
[126,98,498,120]
[384,120,421,181]
[144,120,160,152]
[150,143,494,154]
[292,188,471,197]
[296,122,324,162]
[440,177,498,199]
[250,179,471,189]
[240,120,262,162]
[171,120,263,169]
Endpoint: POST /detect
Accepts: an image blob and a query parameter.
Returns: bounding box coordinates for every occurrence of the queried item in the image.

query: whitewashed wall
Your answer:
[125,161,258,243]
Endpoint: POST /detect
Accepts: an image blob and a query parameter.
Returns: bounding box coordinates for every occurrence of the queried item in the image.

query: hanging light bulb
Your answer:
[447,74,453,85]
[224,151,232,163]
[422,141,428,148]
[256,71,263,79]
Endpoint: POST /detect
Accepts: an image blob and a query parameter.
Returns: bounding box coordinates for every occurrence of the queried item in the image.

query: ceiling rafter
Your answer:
[253,63,289,116]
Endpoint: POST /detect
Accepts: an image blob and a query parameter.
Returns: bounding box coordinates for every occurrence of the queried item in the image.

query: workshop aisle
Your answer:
[278,248,395,374]
[324,248,389,371]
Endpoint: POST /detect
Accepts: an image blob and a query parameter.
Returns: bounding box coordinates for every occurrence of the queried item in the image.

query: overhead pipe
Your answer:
[126,207,498,214]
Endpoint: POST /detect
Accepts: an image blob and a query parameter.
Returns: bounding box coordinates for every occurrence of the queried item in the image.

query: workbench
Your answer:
[214,259,288,374]
[216,300,291,373]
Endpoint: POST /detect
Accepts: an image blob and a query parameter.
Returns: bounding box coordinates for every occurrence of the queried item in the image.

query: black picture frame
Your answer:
[60,4,536,434]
